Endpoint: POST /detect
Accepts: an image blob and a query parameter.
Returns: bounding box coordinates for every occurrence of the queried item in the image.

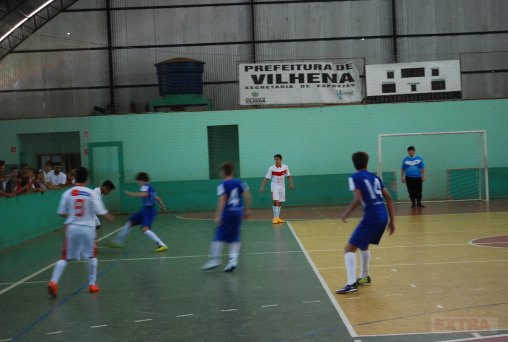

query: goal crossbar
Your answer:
[377,130,489,202]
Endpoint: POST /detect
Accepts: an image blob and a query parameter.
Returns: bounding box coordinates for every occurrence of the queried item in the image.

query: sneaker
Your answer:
[224,263,237,273]
[277,218,285,223]
[417,203,425,208]
[109,240,123,248]
[48,281,58,298]
[89,284,100,293]
[201,259,221,271]
[356,276,371,285]
[154,245,168,252]
[272,218,279,224]
[335,283,358,294]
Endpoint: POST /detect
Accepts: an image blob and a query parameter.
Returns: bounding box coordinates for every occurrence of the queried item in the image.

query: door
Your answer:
[88,142,124,213]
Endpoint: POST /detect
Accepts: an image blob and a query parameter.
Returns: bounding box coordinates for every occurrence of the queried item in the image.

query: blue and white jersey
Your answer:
[218,179,249,215]
[401,155,425,178]
[349,170,387,217]
[140,183,157,207]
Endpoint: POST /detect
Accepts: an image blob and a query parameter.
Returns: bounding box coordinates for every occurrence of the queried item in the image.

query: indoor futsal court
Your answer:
[1,202,507,341]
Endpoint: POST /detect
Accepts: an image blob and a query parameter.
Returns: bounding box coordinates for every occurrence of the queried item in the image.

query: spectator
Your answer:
[20,162,30,188]
[42,160,54,182]
[0,160,15,197]
[5,166,19,196]
[67,168,76,186]
[47,162,67,188]
[33,169,46,194]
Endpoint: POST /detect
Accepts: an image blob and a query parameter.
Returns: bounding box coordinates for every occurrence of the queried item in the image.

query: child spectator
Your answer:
[0,160,14,197]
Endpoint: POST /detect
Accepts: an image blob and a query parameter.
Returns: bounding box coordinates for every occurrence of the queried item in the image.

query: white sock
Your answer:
[360,250,371,278]
[345,252,357,285]
[115,222,132,243]
[228,242,241,265]
[273,206,277,219]
[278,206,282,218]
[51,259,68,284]
[88,258,98,285]
[209,241,224,261]
[144,230,165,246]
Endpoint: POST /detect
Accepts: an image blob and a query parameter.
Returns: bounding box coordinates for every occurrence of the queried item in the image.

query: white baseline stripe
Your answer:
[318,259,508,270]
[286,221,357,338]
[435,333,508,342]
[0,226,123,296]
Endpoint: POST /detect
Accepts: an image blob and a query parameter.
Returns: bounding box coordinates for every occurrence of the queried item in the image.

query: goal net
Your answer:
[378,131,489,202]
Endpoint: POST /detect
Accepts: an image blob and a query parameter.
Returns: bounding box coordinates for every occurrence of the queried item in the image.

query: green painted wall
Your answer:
[1,99,508,248]
[18,131,81,168]
[0,191,64,249]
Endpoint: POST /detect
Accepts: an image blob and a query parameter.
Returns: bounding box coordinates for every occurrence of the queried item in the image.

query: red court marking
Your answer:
[470,235,508,248]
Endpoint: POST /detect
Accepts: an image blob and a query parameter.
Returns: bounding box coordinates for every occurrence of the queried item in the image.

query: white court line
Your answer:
[176,314,194,318]
[427,291,444,294]
[359,329,508,339]
[46,331,63,335]
[471,332,482,338]
[307,243,469,252]
[91,325,107,329]
[345,297,361,300]
[261,304,279,308]
[385,294,402,297]
[318,259,508,270]
[436,304,444,309]
[303,300,321,304]
[435,333,508,341]
[134,319,153,323]
[0,280,47,286]
[0,226,123,296]
[0,338,13,341]
[221,309,238,312]
[287,221,357,337]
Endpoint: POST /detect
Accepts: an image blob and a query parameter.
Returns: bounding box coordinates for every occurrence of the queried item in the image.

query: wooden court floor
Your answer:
[1,201,507,341]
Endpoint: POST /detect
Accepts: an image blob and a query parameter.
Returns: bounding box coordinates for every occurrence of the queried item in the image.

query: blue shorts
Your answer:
[214,212,242,243]
[129,207,156,229]
[349,213,388,250]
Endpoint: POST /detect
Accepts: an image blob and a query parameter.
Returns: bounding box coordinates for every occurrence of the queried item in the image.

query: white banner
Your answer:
[239,61,363,105]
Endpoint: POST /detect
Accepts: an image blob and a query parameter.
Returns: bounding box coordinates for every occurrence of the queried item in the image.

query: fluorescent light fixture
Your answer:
[0,0,55,43]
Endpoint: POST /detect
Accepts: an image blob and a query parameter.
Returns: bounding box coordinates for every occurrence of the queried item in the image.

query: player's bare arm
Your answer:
[341,189,362,222]
[243,190,252,219]
[101,212,114,221]
[382,188,396,235]
[288,175,294,189]
[125,190,148,198]
[259,178,268,192]
[156,196,166,211]
[215,194,227,224]
[421,168,426,182]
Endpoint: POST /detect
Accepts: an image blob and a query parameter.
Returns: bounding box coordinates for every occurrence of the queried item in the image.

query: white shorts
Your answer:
[94,215,101,227]
[272,190,286,202]
[61,224,97,261]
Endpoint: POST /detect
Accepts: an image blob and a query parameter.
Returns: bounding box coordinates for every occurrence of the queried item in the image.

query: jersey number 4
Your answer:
[364,179,382,199]
[74,199,85,217]
[228,189,240,207]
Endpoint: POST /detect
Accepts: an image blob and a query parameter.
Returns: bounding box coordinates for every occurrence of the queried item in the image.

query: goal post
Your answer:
[378,130,489,202]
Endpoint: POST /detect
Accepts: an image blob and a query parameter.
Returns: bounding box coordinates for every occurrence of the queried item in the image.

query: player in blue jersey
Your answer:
[111,172,168,252]
[401,145,426,208]
[202,162,251,272]
[336,152,395,294]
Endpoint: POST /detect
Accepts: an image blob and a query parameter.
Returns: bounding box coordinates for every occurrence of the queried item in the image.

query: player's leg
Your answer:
[84,229,100,293]
[111,212,141,246]
[224,215,242,272]
[272,192,280,223]
[48,225,73,298]
[141,208,168,252]
[406,177,417,207]
[276,191,286,223]
[336,242,359,294]
[202,227,225,270]
[357,216,388,286]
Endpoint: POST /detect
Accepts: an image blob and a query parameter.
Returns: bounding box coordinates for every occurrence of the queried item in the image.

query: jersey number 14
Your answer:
[364,179,382,199]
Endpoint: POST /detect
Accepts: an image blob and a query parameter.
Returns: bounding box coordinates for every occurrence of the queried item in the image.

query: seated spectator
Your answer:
[15,172,29,195]
[20,162,30,188]
[0,160,15,197]
[33,169,47,194]
[66,168,76,186]
[47,162,67,188]
[5,166,19,196]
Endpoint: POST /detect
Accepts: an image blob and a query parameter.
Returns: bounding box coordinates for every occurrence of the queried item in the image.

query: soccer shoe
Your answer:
[48,281,58,298]
[356,276,371,285]
[272,218,279,224]
[154,245,168,252]
[417,203,425,208]
[109,240,123,248]
[224,262,237,273]
[201,259,221,271]
[277,217,285,223]
[335,283,358,294]
[88,284,100,293]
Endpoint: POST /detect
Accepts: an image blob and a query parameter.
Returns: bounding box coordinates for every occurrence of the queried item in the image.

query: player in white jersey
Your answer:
[93,180,116,229]
[47,167,113,298]
[260,154,294,224]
